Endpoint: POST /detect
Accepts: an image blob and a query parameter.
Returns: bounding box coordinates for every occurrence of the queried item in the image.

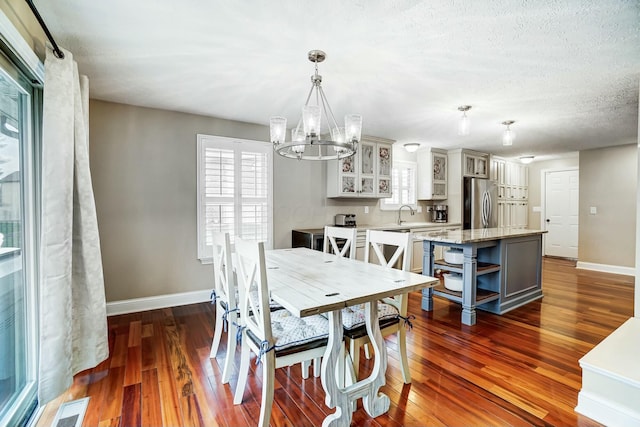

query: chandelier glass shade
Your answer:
[502,120,516,146]
[270,50,362,160]
[458,105,471,136]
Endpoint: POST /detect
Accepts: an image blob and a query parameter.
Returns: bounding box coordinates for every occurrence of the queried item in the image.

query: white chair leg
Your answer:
[210,302,223,358]
[363,343,371,359]
[221,311,237,384]
[313,357,321,378]
[301,360,311,379]
[258,352,276,427]
[233,336,251,405]
[349,338,361,380]
[398,326,411,384]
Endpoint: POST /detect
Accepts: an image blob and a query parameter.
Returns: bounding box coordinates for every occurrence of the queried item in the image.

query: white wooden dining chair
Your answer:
[209,232,237,384]
[323,225,357,259]
[343,229,414,384]
[233,238,330,427]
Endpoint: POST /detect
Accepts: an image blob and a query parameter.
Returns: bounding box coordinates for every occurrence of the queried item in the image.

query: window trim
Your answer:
[196,134,273,263]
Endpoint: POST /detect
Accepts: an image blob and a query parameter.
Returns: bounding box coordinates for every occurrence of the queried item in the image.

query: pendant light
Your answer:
[458,105,471,136]
[502,120,516,146]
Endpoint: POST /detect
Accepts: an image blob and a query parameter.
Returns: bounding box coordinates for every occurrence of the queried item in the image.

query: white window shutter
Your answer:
[197,135,273,262]
[380,161,417,210]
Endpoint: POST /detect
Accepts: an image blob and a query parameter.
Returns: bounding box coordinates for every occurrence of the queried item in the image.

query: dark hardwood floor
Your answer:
[37,257,634,426]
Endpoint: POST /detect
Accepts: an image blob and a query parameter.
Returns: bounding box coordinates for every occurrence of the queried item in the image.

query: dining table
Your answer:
[265,247,439,427]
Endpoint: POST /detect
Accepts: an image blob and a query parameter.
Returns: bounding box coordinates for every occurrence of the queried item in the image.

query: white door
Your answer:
[544,170,579,258]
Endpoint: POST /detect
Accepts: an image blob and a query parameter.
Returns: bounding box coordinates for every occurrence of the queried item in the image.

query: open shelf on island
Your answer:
[432,284,500,305]
[433,259,501,275]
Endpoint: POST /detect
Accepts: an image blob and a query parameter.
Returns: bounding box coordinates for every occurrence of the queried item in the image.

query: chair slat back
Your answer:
[323,226,357,259]
[234,238,272,343]
[364,230,412,312]
[364,230,412,271]
[212,232,236,308]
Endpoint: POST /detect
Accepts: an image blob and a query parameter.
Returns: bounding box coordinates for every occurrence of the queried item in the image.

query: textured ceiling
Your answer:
[33,0,639,161]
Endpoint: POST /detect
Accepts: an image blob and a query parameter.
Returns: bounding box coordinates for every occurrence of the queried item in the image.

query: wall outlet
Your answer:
[364,206,369,214]
[417,206,422,213]
[590,206,597,215]
[532,206,541,213]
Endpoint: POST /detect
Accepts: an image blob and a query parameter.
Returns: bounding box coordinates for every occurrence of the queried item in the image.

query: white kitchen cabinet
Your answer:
[497,201,528,228]
[490,156,505,184]
[417,148,448,200]
[326,136,394,198]
[463,150,489,178]
[492,156,529,228]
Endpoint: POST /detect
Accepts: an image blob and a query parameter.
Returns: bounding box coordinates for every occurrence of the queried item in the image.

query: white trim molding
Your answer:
[0,9,44,83]
[576,261,636,276]
[106,289,212,316]
[576,390,640,427]
[576,317,640,427]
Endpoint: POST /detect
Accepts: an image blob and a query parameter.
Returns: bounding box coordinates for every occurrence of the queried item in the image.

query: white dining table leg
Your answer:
[362,300,390,418]
[320,302,390,427]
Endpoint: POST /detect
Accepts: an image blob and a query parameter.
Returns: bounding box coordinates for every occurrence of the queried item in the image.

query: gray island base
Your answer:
[415,227,547,326]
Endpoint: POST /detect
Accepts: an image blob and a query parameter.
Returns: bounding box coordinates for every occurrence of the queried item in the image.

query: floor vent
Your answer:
[50,397,89,427]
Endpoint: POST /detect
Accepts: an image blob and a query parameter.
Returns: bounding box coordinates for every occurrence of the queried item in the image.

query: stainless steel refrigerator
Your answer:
[463,177,498,229]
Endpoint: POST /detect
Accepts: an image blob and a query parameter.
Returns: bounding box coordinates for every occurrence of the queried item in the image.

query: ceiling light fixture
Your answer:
[404,143,420,153]
[502,120,516,146]
[270,50,362,160]
[519,155,534,164]
[458,105,471,136]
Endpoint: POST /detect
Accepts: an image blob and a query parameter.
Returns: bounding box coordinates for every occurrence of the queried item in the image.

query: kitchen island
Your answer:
[414,227,547,326]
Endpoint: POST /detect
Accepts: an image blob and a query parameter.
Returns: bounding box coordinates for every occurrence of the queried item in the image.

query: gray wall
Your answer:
[526,154,580,229]
[90,100,267,301]
[90,100,425,301]
[578,144,637,267]
[90,98,638,301]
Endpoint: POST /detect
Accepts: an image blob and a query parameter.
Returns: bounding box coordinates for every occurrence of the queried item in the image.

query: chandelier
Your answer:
[270,50,362,160]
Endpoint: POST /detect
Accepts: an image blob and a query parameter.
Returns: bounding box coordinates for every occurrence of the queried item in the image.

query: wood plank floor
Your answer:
[36,257,634,426]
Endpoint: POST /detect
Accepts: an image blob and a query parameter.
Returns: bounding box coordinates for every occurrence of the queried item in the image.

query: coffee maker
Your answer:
[432,205,448,223]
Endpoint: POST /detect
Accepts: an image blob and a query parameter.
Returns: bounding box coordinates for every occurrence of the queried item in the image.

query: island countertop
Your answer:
[414,227,547,244]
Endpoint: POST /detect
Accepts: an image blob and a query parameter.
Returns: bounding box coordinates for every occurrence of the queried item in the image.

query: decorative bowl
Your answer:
[443,272,463,292]
[444,248,464,265]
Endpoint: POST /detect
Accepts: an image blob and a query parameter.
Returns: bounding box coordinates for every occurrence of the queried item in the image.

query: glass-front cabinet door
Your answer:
[326,137,395,198]
[338,155,357,195]
[377,144,392,197]
[358,140,376,196]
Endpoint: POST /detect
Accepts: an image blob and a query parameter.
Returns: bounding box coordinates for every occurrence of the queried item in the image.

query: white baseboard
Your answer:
[576,261,635,276]
[576,390,640,427]
[106,289,212,316]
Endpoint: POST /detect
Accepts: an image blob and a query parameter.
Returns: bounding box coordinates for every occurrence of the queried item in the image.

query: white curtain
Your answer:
[38,47,108,404]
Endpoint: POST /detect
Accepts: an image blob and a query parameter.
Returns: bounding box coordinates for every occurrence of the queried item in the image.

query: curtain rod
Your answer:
[24,0,65,59]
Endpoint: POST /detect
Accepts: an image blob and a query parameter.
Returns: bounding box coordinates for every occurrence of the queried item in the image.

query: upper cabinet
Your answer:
[462,150,489,178]
[326,136,394,198]
[417,147,447,200]
[491,155,530,228]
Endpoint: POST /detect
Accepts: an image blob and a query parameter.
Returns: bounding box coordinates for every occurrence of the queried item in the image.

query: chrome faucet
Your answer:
[397,205,415,225]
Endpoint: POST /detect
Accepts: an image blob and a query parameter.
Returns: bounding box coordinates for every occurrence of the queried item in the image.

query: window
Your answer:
[197,134,273,262]
[0,35,41,427]
[380,160,417,210]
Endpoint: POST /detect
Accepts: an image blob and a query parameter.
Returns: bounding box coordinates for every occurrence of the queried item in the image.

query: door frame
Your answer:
[540,167,579,257]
